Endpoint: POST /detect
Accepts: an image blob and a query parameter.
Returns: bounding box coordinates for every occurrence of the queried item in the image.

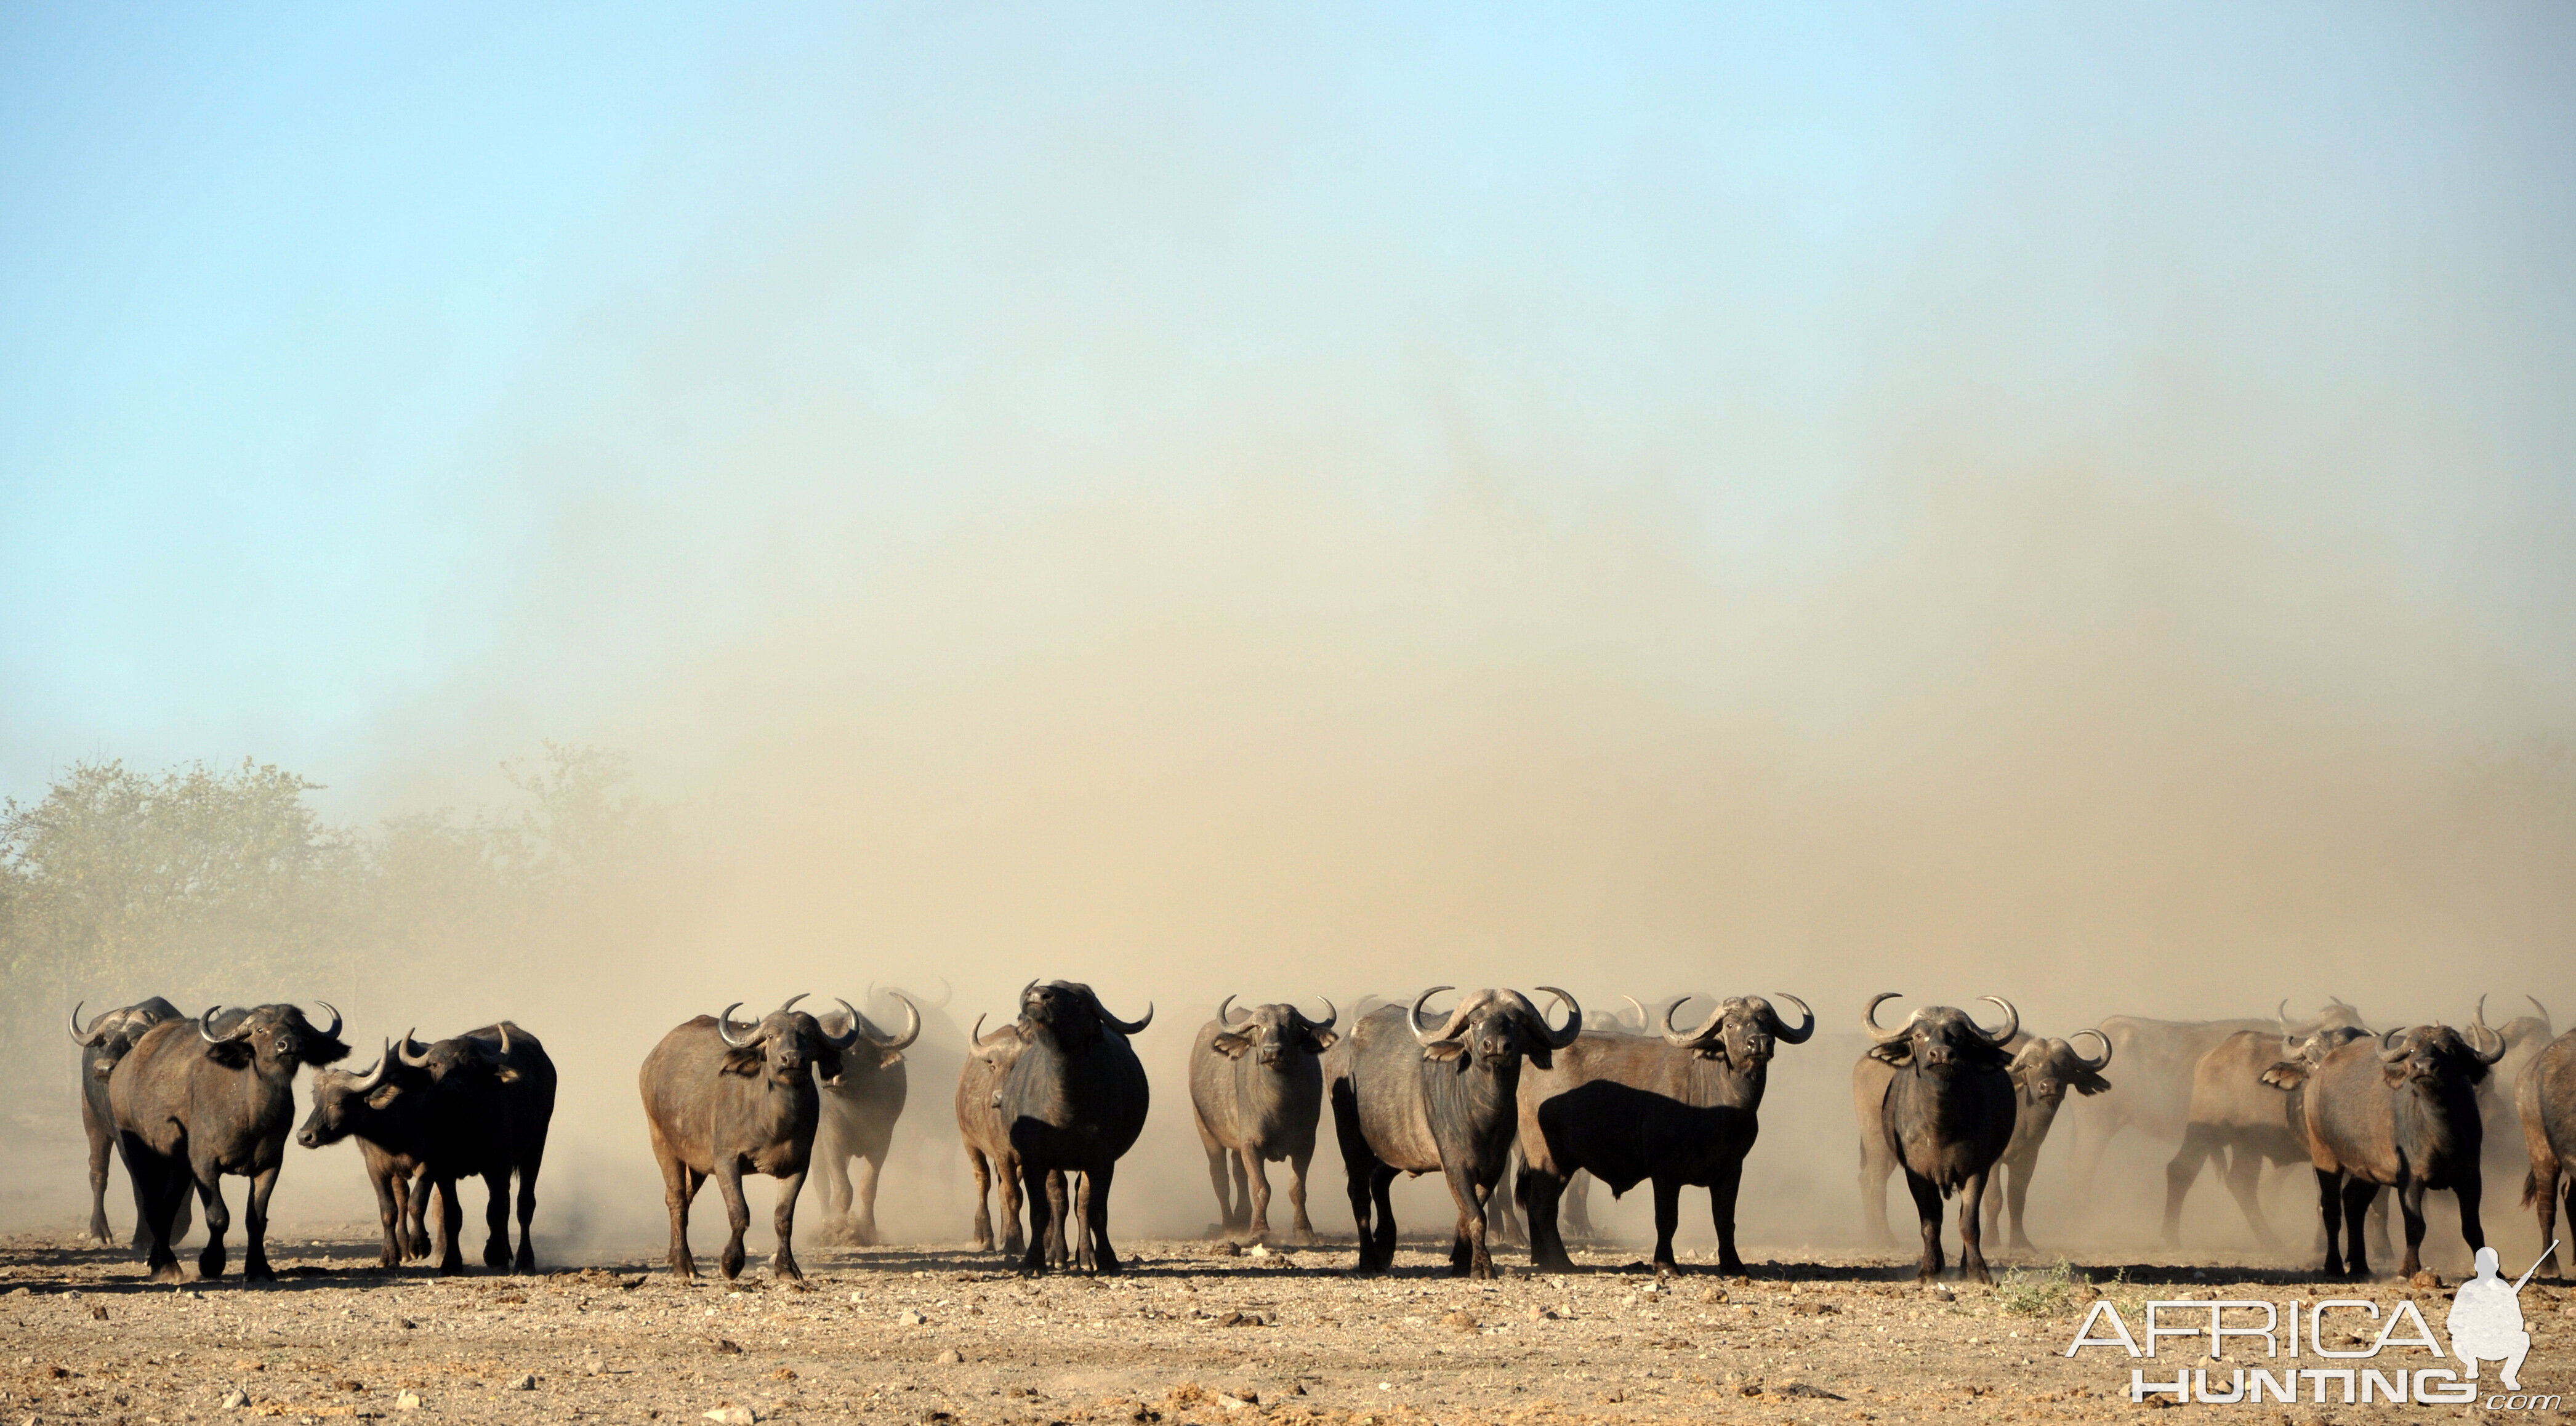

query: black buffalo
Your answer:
[993,980,1153,1274]
[2271,1002,2505,1278]
[68,997,194,1249]
[1188,996,1338,1244]
[1516,992,1811,1274]
[2516,1025,2576,1280]
[108,1002,350,1282]
[294,1037,437,1268]
[639,995,864,1281]
[1852,994,2019,1284]
[1325,986,1581,1279]
[396,1022,557,1273]
[809,994,921,1247]
[1978,1032,2114,1251]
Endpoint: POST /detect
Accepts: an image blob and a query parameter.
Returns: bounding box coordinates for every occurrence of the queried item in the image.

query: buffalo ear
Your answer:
[1303,1028,1338,1053]
[1524,1044,1554,1071]
[496,1066,524,1084]
[1420,1040,1468,1063]
[366,1085,403,1110]
[1866,1041,1912,1066]
[91,1060,115,1081]
[873,1046,906,1071]
[2074,1073,2112,1096]
[1211,1033,1254,1060]
[305,1036,352,1068]
[721,1047,767,1078]
[2259,1061,2308,1090]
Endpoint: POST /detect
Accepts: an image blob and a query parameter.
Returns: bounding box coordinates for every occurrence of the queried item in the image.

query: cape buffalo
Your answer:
[809,993,920,1247]
[1853,993,2019,1284]
[639,995,864,1281]
[2516,1025,2576,1279]
[68,997,193,1249]
[295,1037,437,1268]
[1974,1032,2112,1251]
[994,980,1153,1275]
[108,1002,349,1283]
[957,1010,1037,1254]
[1326,986,1581,1279]
[2160,1013,2373,1250]
[394,1022,557,1273]
[2272,1002,2506,1278]
[1516,992,1811,1274]
[1189,996,1338,1244]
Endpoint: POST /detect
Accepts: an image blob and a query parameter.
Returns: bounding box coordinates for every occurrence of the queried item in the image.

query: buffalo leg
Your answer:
[1437,1154,1493,1279]
[1649,1177,1681,1270]
[1085,1163,1122,1274]
[2219,1146,2281,1251]
[849,1151,884,1247]
[370,1168,405,1269]
[84,1112,113,1243]
[2532,1161,2564,1280]
[1240,1146,1274,1243]
[1564,1172,1596,1243]
[434,1173,469,1276]
[1486,1154,1524,1250]
[1521,1167,1576,1273]
[967,1148,997,1251]
[659,1150,703,1281]
[999,1153,1028,1257]
[481,1169,513,1270]
[513,1161,542,1273]
[2159,1126,2223,1247]
[1369,1166,1399,1268]
[2451,1170,2485,1267]
[239,1165,278,1281]
[2003,1151,2040,1252]
[1230,1154,1254,1236]
[1711,1156,1748,1275]
[2393,1177,2429,1279]
[1018,1161,1058,1275]
[813,1143,855,1243]
[711,1162,753,1280]
[2339,1175,2377,1278]
[1859,1136,1900,1248]
[2365,1183,2393,1264]
[1202,1145,1236,1235]
[1287,1147,1316,1243]
[2314,1169,2347,1275]
[1957,1170,1993,1286]
[1902,1169,1946,1280]
[131,1145,188,1284]
[768,1167,808,1281]
[402,1169,431,1260]
[193,1164,231,1282]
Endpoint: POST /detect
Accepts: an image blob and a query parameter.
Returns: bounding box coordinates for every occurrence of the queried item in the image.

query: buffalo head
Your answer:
[1409,986,1582,1071]
[714,993,865,1087]
[296,1039,418,1148]
[2004,1031,2112,1105]
[196,1002,350,1074]
[818,993,923,1071]
[1660,993,1814,1065]
[2372,999,2506,1089]
[1861,993,2017,1073]
[1018,980,1153,1049]
[1211,995,1338,1066]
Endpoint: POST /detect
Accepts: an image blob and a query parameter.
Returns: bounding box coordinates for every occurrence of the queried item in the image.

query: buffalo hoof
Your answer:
[244,1262,276,1283]
[515,1248,538,1275]
[147,1260,187,1285]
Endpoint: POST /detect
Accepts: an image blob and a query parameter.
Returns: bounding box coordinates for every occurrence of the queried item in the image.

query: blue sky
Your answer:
[4,3,2572,826]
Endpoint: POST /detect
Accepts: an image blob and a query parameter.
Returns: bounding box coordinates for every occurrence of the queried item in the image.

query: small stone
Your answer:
[1247,1243,1270,1257]
[2410,1268,2441,1289]
[510,1374,536,1391]
[1699,1286,1728,1303]
[582,1361,606,1377]
[713,1340,743,1355]
[849,1292,865,1303]
[89,1305,107,1321]
[393,1393,421,1412]
[896,1308,925,1326]
[704,1408,759,1426]
[1217,1395,1254,1412]
[219,1391,249,1411]
[933,1350,962,1365]
[1212,1241,1241,1257]
[1441,1310,1479,1333]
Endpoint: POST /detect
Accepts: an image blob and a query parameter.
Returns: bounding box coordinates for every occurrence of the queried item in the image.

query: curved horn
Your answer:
[2279,999,2295,1049]
[716,1003,756,1049]
[497,1021,511,1058]
[1862,992,1912,1044]
[1301,997,1337,1034]
[776,993,809,1018]
[874,992,920,1050]
[1217,994,1249,1027]
[1409,986,1458,1045]
[1018,980,1039,1012]
[2070,1028,2113,1072]
[68,1001,100,1047]
[2379,1026,2412,1062]
[1766,992,1815,1044]
[1662,996,1726,1047]
[348,1041,393,1094]
[1089,988,1151,1037]
[309,1001,341,1039]
[819,997,867,1051]
[1973,996,2019,1046]
[2530,996,2553,1028]
[1622,994,1648,1031]
[1530,986,1582,1049]
[2469,996,2506,1065]
[198,1006,249,1044]
[397,1028,433,1066]
[927,978,953,1010]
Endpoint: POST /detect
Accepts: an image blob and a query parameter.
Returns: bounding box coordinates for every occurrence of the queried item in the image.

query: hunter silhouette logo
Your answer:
[2062,1241,2558,1409]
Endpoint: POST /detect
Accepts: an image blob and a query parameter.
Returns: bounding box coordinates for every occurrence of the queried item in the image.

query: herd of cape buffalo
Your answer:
[60,982,2576,1291]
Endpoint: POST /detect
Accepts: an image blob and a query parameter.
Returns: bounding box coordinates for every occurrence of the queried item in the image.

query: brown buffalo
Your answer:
[68,997,194,1249]
[1189,996,1338,1244]
[2515,1026,2576,1280]
[956,1010,1038,1254]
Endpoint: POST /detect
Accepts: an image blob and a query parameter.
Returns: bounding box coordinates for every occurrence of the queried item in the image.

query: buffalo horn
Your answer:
[310,1001,342,1039]
[2278,999,2295,1049]
[2469,996,2506,1065]
[776,993,809,1018]
[349,1041,393,1094]
[2071,1028,2113,1072]
[1018,980,1039,1013]
[1766,993,1815,1044]
[68,1001,99,1047]
[818,997,867,1051]
[1862,992,1915,1044]
[1409,986,1459,1045]
[2378,1026,2412,1063]
[1973,996,2019,1046]
[1531,986,1582,1048]
[398,1028,434,1066]
[875,992,920,1050]
[1218,995,1249,1027]
[199,1006,250,1044]
[1300,997,1337,1034]
[2531,996,2553,1027]
[715,1003,757,1049]
[1085,987,1151,1037]
[1622,995,1649,1031]
[1662,996,1726,1047]
[497,1021,512,1057]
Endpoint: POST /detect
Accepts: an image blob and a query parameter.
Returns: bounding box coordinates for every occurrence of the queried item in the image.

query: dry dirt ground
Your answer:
[4,1232,2569,1426]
